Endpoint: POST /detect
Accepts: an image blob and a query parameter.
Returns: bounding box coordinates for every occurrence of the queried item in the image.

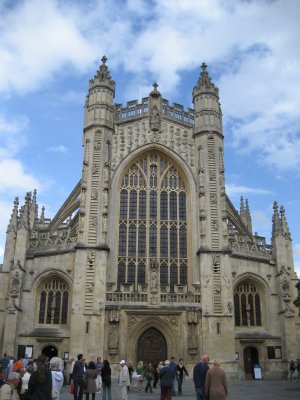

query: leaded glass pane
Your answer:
[180,263,187,285]
[255,293,261,325]
[179,227,187,257]
[129,191,137,219]
[160,264,168,286]
[128,263,135,284]
[170,227,178,258]
[241,293,247,326]
[150,191,157,219]
[160,226,168,258]
[149,225,157,257]
[118,225,127,256]
[234,293,240,326]
[117,153,188,288]
[169,192,177,220]
[128,225,137,257]
[138,225,146,257]
[54,292,61,324]
[120,190,128,219]
[160,192,168,220]
[138,264,145,283]
[61,292,68,324]
[39,291,46,323]
[139,190,146,219]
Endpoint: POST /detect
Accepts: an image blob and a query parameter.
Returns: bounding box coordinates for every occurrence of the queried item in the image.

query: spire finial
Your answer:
[101,55,107,64]
[201,62,207,71]
[153,82,158,91]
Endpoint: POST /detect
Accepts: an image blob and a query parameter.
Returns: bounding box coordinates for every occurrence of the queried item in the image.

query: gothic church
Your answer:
[1,58,299,379]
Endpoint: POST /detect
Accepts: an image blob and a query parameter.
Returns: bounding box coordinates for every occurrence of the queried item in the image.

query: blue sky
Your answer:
[0,0,299,277]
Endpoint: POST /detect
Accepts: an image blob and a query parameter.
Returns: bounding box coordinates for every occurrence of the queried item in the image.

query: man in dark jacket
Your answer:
[72,354,85,400]
[159,360,176,400]
[193,354,210,400]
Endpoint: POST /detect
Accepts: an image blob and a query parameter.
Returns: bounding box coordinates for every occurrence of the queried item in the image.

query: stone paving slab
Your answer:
[60,378,300,400]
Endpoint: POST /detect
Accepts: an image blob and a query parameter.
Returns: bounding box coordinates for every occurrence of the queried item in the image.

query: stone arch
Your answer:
[233,273,269,327]
[108,144,198,285]
[33,271,72,327]
[126,314,179,363]
[137,327,167,365]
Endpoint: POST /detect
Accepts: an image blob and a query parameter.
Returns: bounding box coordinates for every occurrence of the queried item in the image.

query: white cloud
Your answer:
[0,159,41,193]
[226,183,273,197]
[47,145,68,153]
[0,113,28,158]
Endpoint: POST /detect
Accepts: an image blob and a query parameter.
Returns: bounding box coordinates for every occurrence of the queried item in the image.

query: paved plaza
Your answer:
[60,378,300,400]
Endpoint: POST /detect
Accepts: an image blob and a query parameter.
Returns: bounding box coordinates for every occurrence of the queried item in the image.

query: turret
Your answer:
[193,63,223,136]
[83,55,115,132]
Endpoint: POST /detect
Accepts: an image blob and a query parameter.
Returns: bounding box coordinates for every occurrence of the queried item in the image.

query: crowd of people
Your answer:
[1,351,299,400]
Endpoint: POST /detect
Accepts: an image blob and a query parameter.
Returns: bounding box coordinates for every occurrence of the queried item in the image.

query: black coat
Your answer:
[28,367,52,400]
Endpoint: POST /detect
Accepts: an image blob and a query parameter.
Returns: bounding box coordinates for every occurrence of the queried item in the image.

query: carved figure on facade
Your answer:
[94,140,101,151]
[109,306,120,322]
[82,161,89,183]
[188,324,198,351]
[219,147,224,173]
[202,273,211,288]
[150,270,158,292]
[150,105,161,132]
[108,325,119,350]
[222,273,232,289]
[90,216,97,227]
[212,253,220,266]
[210,192,217,204]
[92,163,99,175]
[211,219,218,230]
[187,309,199,324]
[94,301,104,315]
[91,189,98,200]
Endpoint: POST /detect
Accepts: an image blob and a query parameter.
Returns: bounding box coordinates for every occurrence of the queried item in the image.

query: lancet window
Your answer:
[117,153,188,290]
[38,277,69,325]
[234,280,262,327]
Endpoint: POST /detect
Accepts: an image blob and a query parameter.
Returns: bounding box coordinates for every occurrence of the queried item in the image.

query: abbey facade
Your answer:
[0,58,299,379]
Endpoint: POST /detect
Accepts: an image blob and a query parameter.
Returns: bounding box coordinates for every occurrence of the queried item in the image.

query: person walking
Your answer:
[83,361,97,400]
[288,360,296,381]
[169,357,177,396]
[176,359,188,395]
[205,360,228,400]
[153,362,159,389]
[159,360,175,400]
[101,360,112,400]
[28,354,52,400]
[143,361,154,393]
[72,354,85,400]
[119,360,130,400]
[50,357,64,400]
[193,354,210,400]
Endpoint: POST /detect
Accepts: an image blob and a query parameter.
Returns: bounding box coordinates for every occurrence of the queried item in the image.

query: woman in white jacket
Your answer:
[50,357,64,400]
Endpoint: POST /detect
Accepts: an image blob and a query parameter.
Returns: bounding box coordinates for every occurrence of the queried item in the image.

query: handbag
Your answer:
[70,383,75,394]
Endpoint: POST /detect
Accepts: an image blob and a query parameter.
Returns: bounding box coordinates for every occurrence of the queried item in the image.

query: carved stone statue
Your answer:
[150,105,161,131]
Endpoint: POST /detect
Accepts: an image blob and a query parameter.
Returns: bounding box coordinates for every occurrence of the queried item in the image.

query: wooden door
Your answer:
[137,328,167,365]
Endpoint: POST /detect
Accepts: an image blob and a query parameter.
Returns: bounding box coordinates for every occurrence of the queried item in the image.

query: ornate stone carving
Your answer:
[150,105,161,131]
[109,306,120,322]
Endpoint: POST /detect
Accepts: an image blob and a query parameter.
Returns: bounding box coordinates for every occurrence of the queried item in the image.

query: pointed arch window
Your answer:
[234,280,262,327]
[38,277,69,325]
[117,153,188,288]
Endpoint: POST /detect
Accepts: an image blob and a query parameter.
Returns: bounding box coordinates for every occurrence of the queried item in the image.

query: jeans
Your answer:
[85,394,95,400]
[73,380,84,400]
[102,383,112,400]
[195,387,205,400]
[145,377,153,393]
[178,375,183,394]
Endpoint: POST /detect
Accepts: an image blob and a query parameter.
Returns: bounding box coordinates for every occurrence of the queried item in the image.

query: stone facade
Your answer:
[0,58,299,379]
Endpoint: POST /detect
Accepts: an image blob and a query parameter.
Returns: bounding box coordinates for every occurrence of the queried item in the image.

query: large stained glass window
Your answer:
[234,280,262,327]
[117,153,188,289]
[38,278,69,325]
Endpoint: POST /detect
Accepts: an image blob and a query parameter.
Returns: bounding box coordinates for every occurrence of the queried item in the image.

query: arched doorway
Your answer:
[244,346,259,379]
[137,328,167,365]
[42,345,58,360]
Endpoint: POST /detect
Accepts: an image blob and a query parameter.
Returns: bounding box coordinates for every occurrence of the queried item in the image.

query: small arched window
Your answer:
[234,280,262,327]
[38,277,69,325]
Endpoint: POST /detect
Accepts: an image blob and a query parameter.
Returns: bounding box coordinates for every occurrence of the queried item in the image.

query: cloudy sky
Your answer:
[0,0,299,277]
